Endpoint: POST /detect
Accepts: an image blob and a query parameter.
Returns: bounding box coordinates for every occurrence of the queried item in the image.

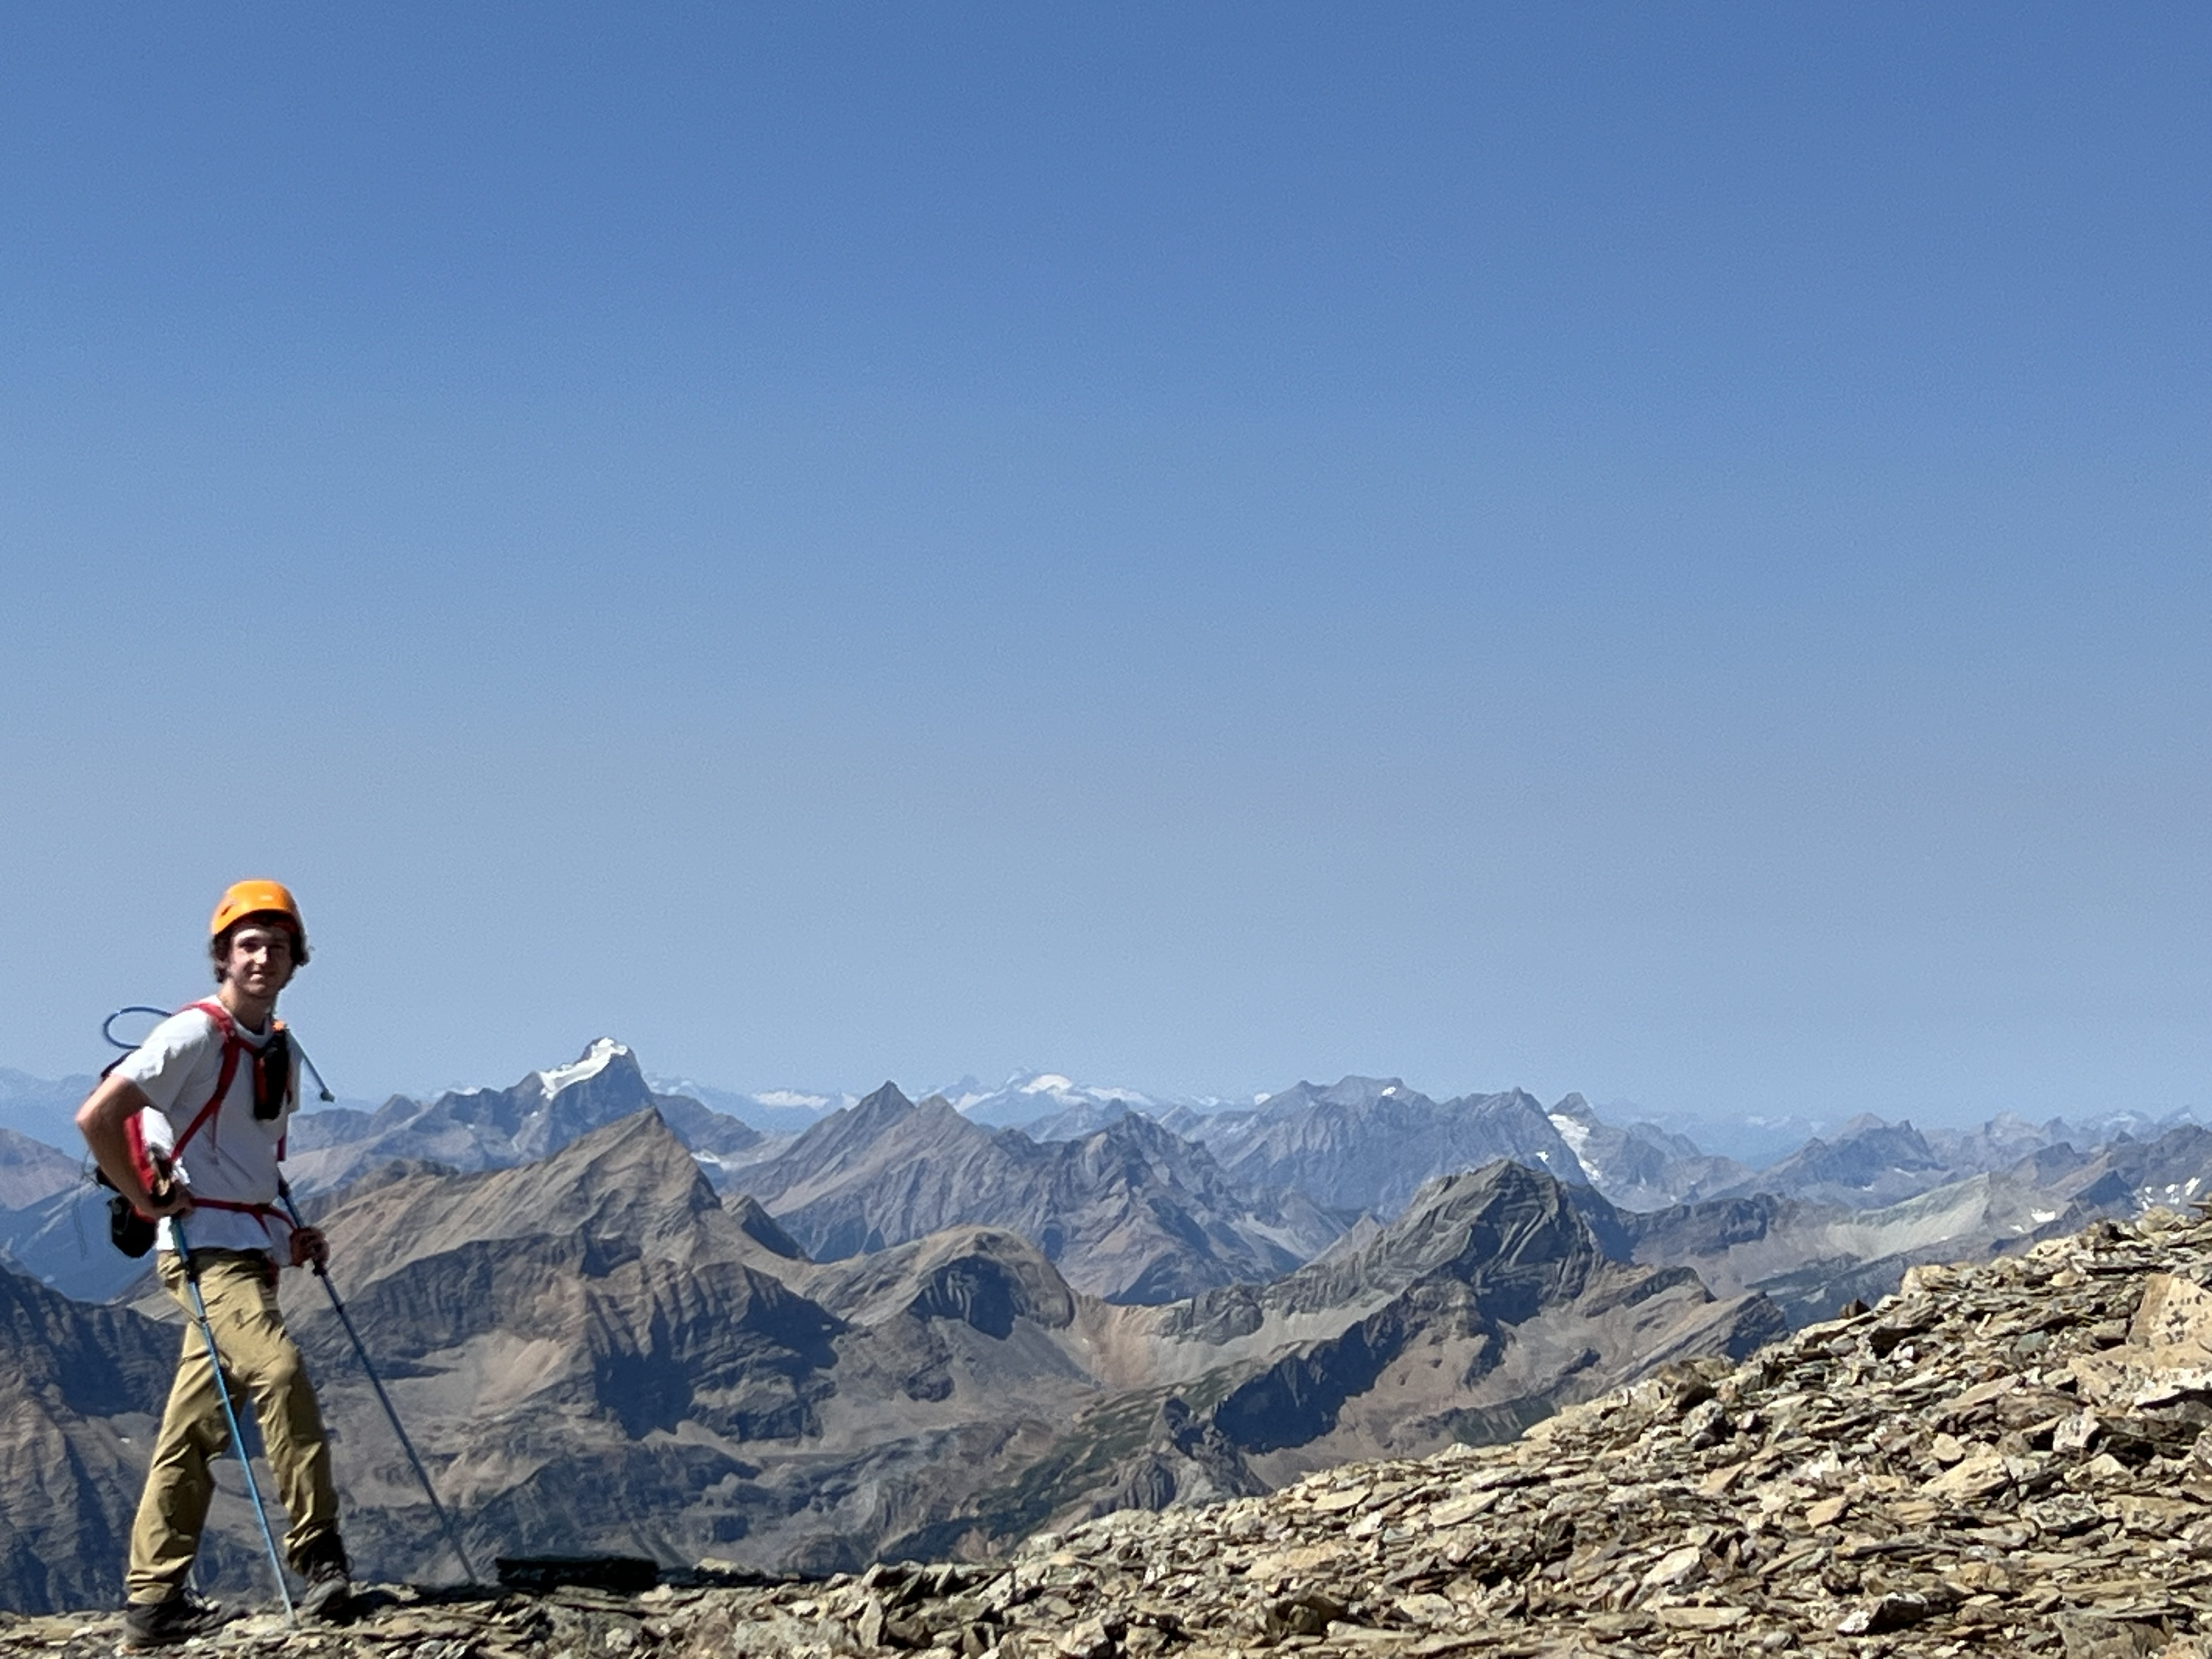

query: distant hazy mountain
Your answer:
[1182,1076,1592,1217]
[1623,1120,2212,1327]
[1542,1094,1751,1210]
[940,1071,1205,1131]
[645,1074,854,1135]
[283,1038,761,1192]
[1707,1113,1953,1209]
[1594,1101,1829,1170]
[0,1130,79,1210]
[731,1084,1343,1303]
[1022,1094,1150,1141]
[0,1069,96,1149]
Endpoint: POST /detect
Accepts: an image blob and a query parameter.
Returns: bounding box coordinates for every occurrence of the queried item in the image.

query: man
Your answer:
[76,880,351,1646]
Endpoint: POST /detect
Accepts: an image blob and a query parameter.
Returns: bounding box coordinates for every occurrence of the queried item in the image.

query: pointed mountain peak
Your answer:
[303,1107,723,1286]
[529,1106,718,1211]
[1347,1156,1624,1300]
[531,1037,640,1099]
[851,1080,917,1124]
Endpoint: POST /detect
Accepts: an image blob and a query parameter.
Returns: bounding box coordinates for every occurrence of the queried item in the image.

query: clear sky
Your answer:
[2,4,2204,1126]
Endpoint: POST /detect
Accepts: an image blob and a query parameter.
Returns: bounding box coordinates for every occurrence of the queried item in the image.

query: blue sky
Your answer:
[2,4,2204,1126]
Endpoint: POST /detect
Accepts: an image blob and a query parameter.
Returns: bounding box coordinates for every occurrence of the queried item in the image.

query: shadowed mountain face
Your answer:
[731,1084,1343,1304]
[888,1161,1784,1551]
[0,1263,184,1612]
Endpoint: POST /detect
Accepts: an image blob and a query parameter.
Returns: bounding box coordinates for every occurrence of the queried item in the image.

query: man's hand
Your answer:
[143,1178,195,1221]
[75,1073,179,1219]
[288,1226,329,1271]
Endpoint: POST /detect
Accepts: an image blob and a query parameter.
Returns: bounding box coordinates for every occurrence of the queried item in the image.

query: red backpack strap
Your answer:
[123,1108,157,1197]
[170,1000,247,1159]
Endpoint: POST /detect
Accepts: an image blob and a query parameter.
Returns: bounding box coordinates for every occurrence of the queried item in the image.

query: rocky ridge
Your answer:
[18,1208,2212,1655]
[735,1085,1343,1304]
[1185,1079,1592,1218]
[282,1040,761,1194]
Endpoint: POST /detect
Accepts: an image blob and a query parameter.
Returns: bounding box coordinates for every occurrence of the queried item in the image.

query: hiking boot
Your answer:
[294,1535,352,1621]
[121,1590,228,1649]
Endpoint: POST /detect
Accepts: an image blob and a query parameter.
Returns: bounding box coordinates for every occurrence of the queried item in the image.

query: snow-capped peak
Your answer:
[535,1038,629,1100]
[940,1069,1176,1126]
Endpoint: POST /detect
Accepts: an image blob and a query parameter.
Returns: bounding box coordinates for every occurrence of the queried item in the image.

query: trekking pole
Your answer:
[170,1217,297,1623]
[276,1181,481,1585]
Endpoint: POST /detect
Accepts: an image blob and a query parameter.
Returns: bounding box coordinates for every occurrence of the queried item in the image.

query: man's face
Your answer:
[222,920,297,1000]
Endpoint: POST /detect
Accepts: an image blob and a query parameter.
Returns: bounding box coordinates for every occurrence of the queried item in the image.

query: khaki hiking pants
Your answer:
[126,1250,339,1605]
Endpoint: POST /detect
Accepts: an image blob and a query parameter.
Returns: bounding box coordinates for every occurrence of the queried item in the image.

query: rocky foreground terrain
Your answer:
[15,1207,2212,1656]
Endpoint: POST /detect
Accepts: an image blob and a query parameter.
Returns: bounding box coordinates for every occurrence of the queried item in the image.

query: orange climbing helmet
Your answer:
[208,879,311,964]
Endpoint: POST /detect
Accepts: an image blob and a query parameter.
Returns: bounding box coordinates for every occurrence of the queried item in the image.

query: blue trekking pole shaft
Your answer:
[277,1183,480,1585]
[171,1217,297,1623]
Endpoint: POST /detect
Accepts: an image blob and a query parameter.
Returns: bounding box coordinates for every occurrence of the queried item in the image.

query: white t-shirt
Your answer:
[111,1003,300,1256]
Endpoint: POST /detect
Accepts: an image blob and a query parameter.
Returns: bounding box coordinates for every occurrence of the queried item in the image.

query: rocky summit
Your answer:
[17,1207,2212,1656]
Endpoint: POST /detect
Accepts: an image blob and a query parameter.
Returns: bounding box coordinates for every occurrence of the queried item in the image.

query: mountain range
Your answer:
[4,1107,1774,1607]
[7,1042,2209,1317]
[9,1041,2212,1611]
[283,1037,764,1190]
[730,1083,1341,1303]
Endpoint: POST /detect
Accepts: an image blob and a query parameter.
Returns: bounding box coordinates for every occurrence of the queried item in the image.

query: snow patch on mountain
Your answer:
[1547,1111,1606,1186]
[949,1070,1182,1128]
[534,1037,628,1099]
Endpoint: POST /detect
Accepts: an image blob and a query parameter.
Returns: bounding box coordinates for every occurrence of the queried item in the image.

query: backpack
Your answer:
[95,1001,298,1256]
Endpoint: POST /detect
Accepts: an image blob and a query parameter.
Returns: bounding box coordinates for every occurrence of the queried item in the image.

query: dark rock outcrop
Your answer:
[0,1263,178,1612]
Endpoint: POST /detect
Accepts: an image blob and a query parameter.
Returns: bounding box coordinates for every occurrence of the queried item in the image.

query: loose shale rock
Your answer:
[15,1210,2212,1656]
